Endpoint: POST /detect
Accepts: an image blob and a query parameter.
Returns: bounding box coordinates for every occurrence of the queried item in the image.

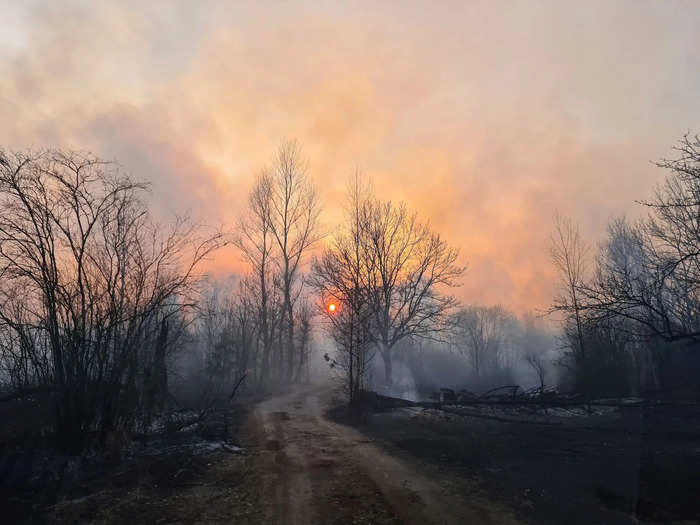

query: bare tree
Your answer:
[234,143,320,384]
[294,297,314,383]
[196,275,259,396]
[0,149,224,451]
[311,175,376,405]
[518,312,552,392]
[363,199,464,385]
[525,353,546,392]
[550,213,589,370]
[266,142,321,381]
[234,172,278,385]
[583,135,700,343]
[453,305,515,378]
[313,174,463,386]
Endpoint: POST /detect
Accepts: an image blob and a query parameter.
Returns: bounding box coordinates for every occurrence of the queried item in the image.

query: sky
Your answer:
[1,1,699,314]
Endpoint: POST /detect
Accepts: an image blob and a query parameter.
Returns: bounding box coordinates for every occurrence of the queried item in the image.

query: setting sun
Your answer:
[328,303,336,313]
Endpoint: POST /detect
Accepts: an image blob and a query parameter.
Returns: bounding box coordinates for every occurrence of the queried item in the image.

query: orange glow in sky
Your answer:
[1,2,698,314]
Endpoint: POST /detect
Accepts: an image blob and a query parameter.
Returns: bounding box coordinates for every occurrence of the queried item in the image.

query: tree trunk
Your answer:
[381,345,393,385]
[153,319,169,410]
[286,307,295,381]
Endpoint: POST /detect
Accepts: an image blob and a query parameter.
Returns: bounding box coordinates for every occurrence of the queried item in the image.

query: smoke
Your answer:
[3,2,699,314]
[364,308,561,400]
[370,360,420,402]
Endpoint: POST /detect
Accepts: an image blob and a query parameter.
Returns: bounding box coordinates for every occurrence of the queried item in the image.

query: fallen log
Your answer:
[370,391,700,411]
[438,406,565,426]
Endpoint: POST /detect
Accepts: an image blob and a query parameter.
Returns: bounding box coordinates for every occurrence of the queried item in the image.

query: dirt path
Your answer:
[36,384,519,524]
[243,383,520,525]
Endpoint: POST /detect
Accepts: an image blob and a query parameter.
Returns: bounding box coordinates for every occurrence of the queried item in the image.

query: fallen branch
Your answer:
[372,391,700,411]
[229,374,247,402]
[438,406,564,426]
[479,385,521,399]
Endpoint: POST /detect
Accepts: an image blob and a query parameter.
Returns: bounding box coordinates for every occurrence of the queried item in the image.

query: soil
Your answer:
[4,383,698,524]
[244,383,518,524]
[331,397,700,524]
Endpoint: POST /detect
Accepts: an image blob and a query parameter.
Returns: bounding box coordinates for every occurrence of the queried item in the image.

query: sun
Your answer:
[328,303,336,313]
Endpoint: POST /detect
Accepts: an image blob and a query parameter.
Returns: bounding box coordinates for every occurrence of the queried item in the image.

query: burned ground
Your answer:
[3,385,699,524]
[330,395,700,524]
[0,396,262,524]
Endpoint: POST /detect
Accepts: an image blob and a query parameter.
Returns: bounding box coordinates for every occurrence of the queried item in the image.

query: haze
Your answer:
[2,0,700,312]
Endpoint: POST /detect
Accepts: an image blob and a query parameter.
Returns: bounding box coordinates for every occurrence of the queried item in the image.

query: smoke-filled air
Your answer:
[2,2,700,524]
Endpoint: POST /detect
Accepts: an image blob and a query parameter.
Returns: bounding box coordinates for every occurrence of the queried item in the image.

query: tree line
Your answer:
[552,134,700,397]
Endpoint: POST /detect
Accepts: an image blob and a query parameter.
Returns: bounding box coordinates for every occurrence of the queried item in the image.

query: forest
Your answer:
[2,135,700,523]
[5,135,700,423]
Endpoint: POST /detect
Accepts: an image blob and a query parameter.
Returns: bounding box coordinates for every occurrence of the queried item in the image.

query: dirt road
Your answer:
[32,384,519,524]
[244,384,519,525]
